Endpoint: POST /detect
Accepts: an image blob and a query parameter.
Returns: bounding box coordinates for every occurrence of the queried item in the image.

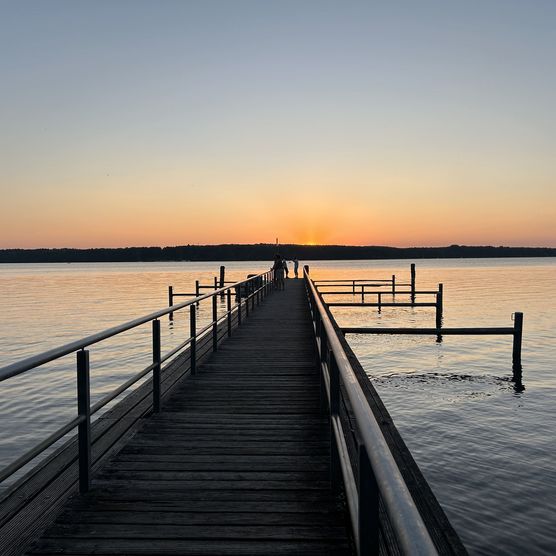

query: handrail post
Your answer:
[227,288,232,337]
[190,305,196,375]
[152,319,161,412]
[168,286,173,321]
[358,442,379,555]
[319,334,328,414]
[320,330,328,365]
[246,289,250,317]
[392,274,396,296]
[212,295,218,351]
[329,350,339,415]
[329,352,341,487]
[237,289,242,326]
[436,283,443,342]
[352,279,355,296]
[378,292,382,313]
[512,312,523,371]
[361,284,365,303]
[76,349,91,493]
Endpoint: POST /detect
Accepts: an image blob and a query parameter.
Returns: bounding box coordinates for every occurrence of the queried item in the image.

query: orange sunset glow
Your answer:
[1,3,555,249]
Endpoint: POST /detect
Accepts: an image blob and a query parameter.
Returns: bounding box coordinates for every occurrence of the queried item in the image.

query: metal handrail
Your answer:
[304,268,438,555]
[0,415,85,483]
[314,279,394,283]
[90,363,156,415]
[0,272,267,382]
[0,270,273,492]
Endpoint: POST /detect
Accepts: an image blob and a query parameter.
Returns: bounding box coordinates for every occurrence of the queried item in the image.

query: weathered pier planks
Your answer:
[25,280,354,555]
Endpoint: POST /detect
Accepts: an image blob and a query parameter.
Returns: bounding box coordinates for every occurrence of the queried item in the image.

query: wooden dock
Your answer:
[25,280,353,555]
[1,269,470,556]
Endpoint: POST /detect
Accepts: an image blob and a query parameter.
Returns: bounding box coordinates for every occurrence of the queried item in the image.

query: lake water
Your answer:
[1,258,555,555]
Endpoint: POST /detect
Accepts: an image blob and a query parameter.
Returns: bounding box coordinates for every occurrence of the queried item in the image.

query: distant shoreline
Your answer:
[1,244,555,263]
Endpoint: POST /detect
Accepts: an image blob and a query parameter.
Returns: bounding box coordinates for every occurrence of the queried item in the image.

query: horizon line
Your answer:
[2,243,556,251]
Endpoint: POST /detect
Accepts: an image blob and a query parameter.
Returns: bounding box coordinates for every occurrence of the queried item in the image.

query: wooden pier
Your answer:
[0,270,470,556]
[23,281,351,555]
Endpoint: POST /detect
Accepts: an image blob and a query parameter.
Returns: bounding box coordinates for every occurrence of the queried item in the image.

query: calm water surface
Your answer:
[1,259,555,555]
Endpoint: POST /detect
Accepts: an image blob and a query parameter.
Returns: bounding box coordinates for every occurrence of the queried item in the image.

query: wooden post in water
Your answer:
[168,286,173,321]
[190,305,196,375]
[436,284,443,342]
[195,280,200,298]
[152,319,161,413]
[76,349,91,493]
[219,266,225,298]
[410,263,416,305]
[378,292,382,313]
[512,312,523,372]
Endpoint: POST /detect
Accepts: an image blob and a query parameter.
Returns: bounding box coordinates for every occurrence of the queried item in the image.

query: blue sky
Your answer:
[1,1,555,247]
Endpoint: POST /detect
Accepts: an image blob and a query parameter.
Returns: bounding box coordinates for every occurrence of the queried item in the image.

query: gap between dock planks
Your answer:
[27,280,354,556]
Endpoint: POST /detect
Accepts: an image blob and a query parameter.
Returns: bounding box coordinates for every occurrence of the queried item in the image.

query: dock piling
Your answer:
[410,263,416,304]
[436,283,444,341]
[219,266,225,298]
[168,286,173,321]
[512,312,523,372]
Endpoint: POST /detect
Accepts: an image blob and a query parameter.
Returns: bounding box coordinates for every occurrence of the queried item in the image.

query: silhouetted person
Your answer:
[272,254,285,290]
[293,258,299,278]
[283,258,289,279]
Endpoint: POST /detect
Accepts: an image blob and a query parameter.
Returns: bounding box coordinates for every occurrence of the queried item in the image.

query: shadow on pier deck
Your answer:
[26,280,353,555]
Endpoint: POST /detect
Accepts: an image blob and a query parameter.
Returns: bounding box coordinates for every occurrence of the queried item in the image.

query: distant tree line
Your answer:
[0,244,555,263]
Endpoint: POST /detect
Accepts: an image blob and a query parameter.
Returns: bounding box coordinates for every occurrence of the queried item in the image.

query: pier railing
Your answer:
[0,270,273,494]
[304,267,438,556]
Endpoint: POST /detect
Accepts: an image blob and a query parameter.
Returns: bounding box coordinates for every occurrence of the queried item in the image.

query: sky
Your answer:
[1,0,555,248]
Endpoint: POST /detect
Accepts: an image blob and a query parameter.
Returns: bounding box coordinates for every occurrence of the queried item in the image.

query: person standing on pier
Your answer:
[272,254,286,290]
[283,258,289,279]
[293,258,299,278]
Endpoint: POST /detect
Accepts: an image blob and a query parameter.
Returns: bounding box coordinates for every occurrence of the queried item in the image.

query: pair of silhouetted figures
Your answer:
[272,254,299,290]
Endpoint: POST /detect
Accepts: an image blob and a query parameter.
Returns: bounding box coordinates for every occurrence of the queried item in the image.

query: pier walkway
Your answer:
[26,280,353,555]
